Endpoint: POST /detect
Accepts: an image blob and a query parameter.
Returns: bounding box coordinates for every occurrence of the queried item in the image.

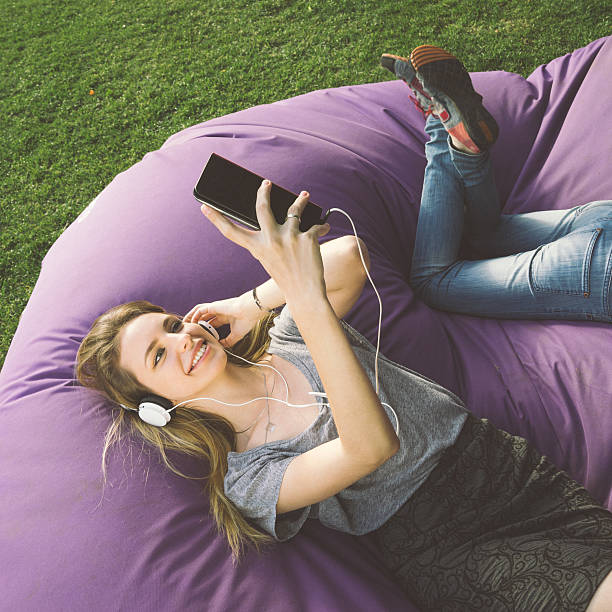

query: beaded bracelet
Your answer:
[252,287,274,313]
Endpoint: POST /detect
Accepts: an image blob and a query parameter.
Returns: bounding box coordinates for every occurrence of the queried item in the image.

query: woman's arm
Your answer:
[256,235,397,463]
[289,294,400,464]
[199,184,398,464]
[183,236,369,345]
[243,235,370,320]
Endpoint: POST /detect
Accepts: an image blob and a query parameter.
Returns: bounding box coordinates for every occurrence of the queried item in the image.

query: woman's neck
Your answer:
[189,354,278,435]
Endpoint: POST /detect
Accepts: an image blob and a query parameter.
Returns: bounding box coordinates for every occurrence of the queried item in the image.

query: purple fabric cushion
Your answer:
[1,36,610,611]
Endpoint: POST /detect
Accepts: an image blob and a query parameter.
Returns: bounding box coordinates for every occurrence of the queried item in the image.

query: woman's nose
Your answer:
[176,332,194,353]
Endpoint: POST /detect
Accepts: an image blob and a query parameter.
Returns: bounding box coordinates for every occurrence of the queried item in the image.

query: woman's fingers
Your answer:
[310,221,331,238]
[254,180,278,235]
[201,204,255,249]
[284,190,311,230]
[256,181,312,234]
[182,305,199,323]
[201,180,320,265]
[183,304,217,324]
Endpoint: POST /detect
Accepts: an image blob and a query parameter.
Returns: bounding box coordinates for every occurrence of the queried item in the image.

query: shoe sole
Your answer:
[381,46,498,152]
[410,45,498,152]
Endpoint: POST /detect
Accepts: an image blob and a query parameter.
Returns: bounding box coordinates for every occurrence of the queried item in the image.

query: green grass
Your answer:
[1,0,610,370]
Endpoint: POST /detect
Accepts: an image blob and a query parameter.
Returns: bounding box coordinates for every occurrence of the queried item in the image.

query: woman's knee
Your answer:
[409,260,463,304]
[409,269,445,308]
[408,270,431,300]
[572,200,612,228]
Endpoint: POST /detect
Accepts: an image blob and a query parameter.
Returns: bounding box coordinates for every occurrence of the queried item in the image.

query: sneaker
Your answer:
[381,45,498,153]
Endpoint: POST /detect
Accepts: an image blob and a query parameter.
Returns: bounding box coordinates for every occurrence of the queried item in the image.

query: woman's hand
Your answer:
[182,292,265,348]
[199,180,331,306]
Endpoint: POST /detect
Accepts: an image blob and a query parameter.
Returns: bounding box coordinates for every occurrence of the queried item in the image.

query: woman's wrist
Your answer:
[252,287,275,313]
[242,277,328,318]
[249,277,286,313]
[238,285,278,320]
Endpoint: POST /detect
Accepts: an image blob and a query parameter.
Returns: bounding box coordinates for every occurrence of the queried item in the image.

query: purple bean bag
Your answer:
[2,37,611,611]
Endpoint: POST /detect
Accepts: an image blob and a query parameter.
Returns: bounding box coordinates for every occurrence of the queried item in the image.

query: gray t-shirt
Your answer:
[224,305,468,542]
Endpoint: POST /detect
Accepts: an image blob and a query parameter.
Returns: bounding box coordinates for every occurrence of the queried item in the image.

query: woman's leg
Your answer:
[389,45,612,322]
[411,125,612,321]
[409,114,467,288]
[455,142,612,264]
[449,142,580,258]
[409,122,582,278]
[466,199,612,260]
[381,44,597,262]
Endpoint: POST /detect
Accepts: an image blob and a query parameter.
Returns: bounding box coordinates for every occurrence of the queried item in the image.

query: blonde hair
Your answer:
[75,300,279,566]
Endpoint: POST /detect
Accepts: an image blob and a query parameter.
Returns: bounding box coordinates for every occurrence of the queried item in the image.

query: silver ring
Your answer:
[286,213,301,222]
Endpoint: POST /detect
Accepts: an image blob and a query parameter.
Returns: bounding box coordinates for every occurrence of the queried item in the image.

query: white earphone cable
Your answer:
[325,207,383,395]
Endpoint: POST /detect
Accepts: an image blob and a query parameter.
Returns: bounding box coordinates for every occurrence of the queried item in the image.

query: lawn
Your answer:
[1,0,610,370]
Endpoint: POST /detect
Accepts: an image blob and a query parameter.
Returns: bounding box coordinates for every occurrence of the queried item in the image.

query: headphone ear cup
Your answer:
[197,319,220,341]
[138,395,173,427]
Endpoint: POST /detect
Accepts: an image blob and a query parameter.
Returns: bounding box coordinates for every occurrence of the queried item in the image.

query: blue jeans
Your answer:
[409,115,612,322]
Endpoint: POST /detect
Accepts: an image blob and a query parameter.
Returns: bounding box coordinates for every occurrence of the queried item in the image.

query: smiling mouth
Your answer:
[189,340,208,373]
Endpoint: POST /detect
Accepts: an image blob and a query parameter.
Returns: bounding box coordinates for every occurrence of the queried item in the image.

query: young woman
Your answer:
[76,46,612,610]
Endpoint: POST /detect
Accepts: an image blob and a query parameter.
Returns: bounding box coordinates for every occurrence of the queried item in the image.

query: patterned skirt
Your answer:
[370,413,612,611]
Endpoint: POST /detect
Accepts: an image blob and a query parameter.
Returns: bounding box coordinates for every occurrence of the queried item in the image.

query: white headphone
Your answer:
[121,207,399,434]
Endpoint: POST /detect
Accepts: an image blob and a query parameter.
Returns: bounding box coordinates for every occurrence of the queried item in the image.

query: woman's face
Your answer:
[118,312,226,403]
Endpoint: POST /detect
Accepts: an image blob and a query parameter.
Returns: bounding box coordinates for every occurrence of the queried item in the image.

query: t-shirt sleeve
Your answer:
[267,304,304,345]
[270,304,354,346]
[224,446,312,542]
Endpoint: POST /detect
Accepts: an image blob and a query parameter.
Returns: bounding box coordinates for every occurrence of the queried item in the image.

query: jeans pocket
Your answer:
[530,227,603,296]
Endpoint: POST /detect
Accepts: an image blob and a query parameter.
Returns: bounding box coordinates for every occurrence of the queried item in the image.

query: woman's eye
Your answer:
[153,319,183,367]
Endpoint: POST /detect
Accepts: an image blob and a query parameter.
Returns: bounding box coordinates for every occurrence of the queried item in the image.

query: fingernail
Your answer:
[263,179,270,186]
[201,204,210,215]
[301,191,309,197]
